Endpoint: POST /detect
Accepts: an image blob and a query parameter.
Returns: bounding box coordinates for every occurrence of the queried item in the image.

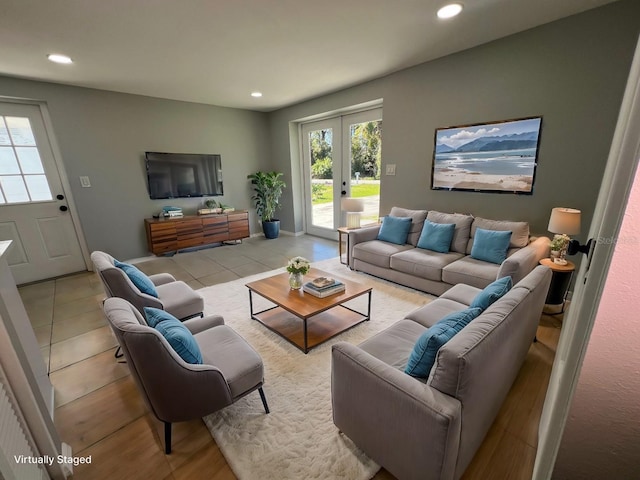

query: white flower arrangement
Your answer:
[286,256,310,275]
[550,234,570,252]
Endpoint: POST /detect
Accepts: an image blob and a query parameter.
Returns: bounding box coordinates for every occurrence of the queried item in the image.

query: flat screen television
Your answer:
[145,152,223,199]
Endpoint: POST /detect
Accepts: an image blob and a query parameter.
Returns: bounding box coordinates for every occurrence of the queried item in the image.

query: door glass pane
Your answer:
[0,175,30,203]
[0,147,20,174]
[309,128,334,229]
[24,175,53,201]
[0,118,10,145]
[349,120,382,225]
[15,147,45,174]
[0,115,53,204]
[6,116,36,146]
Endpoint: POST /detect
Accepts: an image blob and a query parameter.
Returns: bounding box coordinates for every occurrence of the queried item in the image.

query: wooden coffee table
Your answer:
[246,268,372,353]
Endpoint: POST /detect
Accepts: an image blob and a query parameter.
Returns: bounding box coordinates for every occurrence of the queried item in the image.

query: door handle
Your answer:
[341,190,346,195]
[59,205,68,212]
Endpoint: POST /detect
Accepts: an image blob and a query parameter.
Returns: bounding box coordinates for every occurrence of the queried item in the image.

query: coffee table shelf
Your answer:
[246,268,372,353]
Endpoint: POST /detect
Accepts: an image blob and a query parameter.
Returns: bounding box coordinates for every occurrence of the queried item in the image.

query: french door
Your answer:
[301,108,382,239]
[0,102,87,284]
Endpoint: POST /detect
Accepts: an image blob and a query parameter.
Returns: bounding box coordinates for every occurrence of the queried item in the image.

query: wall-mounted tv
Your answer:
[431,116,542,194]
[145,152,223,199]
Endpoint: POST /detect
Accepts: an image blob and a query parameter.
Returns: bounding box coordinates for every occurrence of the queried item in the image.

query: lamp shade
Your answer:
[341,197,364,212]
[548,207,581,235]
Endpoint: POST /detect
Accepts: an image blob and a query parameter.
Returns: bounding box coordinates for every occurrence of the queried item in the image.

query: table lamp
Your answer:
[547,207,581,265]
[341,197,365,228]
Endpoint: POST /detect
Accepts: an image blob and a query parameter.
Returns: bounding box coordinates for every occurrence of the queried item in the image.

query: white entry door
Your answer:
[301,108,382,240]
[0,102,86,284]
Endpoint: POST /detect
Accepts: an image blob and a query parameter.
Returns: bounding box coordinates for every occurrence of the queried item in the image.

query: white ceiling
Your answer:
[0,0,619,112]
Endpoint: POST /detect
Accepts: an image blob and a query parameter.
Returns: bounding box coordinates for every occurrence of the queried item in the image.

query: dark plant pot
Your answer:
[262,220,280,239]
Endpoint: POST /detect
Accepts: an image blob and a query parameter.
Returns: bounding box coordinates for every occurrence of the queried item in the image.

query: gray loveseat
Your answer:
[349,207,550,296]
[331,265,552,480]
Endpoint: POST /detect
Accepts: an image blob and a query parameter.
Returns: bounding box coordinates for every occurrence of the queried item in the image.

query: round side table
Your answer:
[539,258,575,314]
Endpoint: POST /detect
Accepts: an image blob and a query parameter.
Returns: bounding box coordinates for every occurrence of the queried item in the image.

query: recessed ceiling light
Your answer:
[251,92,263,98]
[437,3,463,19]
[47,53,73,64]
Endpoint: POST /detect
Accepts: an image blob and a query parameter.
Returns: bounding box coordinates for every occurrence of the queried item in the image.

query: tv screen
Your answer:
[145,152,223,199]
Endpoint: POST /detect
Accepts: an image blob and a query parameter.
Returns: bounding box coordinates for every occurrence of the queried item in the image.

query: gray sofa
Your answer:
[331,265,552,480]
[349,207,550,296]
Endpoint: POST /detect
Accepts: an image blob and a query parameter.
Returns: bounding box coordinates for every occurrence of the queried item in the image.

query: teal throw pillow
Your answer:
[470,276,513,311]
[377,216,412,245]
[114,260,158,297]
[417,220,456,253]
[470,228,512,264]
[405,307,482,378]
[143,307,203,364]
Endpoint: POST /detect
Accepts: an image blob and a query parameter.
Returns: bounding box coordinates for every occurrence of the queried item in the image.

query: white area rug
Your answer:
[201,258,433,480]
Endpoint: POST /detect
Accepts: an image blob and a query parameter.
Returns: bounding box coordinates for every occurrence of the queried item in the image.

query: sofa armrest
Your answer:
[148,273,177,286]
[347,225,381,268]
[498,236,551,285]
[183,314,225,334]
[332,342,461,480]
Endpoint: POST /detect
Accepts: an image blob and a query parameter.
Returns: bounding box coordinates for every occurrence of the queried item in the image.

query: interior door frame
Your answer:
[533,35,640,478]
[0,96,91,276]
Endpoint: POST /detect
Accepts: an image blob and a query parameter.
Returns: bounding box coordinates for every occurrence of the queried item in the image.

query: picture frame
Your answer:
[431,116,543,194]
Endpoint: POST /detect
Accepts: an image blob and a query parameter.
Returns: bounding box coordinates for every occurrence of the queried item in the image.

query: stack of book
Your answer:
[303,276,345,298]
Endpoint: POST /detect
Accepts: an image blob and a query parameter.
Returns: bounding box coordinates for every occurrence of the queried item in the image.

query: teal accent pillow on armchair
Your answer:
[144,307,203,364]
[405,307,483,378]
[114,260,158,297]
[417,220,456,253]
[377,216,412,245]
[470,228,512,264]
[470,276,513,311]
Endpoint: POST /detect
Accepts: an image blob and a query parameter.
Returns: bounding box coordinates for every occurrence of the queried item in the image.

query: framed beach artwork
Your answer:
[431,116,543,194]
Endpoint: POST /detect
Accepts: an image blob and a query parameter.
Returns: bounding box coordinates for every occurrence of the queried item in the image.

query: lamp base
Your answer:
[345,212,361,229]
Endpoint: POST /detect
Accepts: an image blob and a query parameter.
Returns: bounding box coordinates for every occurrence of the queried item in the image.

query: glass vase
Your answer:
[289,272,304,290]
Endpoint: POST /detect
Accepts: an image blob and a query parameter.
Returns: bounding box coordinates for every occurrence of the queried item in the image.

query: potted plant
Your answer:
[247,171,286,239]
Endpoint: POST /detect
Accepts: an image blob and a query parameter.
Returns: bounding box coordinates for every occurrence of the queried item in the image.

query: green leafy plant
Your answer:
[205,199,218,209]
[247,171,286,222]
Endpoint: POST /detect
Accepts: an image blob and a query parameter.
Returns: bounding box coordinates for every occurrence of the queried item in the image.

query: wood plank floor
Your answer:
[19,236,562,479]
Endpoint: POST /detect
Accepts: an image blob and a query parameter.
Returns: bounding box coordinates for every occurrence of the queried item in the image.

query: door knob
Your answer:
[59,205,68,212]
[57,194,65,200]
[341,190,346,195]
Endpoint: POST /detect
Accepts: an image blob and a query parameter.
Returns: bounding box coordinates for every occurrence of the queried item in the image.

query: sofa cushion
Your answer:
[442,256,500,289]
[358,319,427,371]
[417,220,456,253]
[468,217,530,253]
[405,307,483,378]
[114,260,158,297]
[426,211,474,254]
[404,297,469,329]
[470,228,512,264]
[470,276,513,310]
[390,248,463,282]
[143,307,203,364]
[352,240,414,268]
[389,207,428,246]
[378,215,412,245]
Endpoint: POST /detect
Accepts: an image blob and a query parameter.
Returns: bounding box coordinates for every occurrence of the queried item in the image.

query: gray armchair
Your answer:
[102,297,269,453]
[91,250,204,320]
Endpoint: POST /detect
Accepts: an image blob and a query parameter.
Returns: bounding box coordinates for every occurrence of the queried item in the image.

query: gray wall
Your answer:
[269,0,640,242]
[0,77,270,260]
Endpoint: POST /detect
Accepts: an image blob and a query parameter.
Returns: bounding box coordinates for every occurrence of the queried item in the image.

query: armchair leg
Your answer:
[258,387,270,414]
[164,422,172,454]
